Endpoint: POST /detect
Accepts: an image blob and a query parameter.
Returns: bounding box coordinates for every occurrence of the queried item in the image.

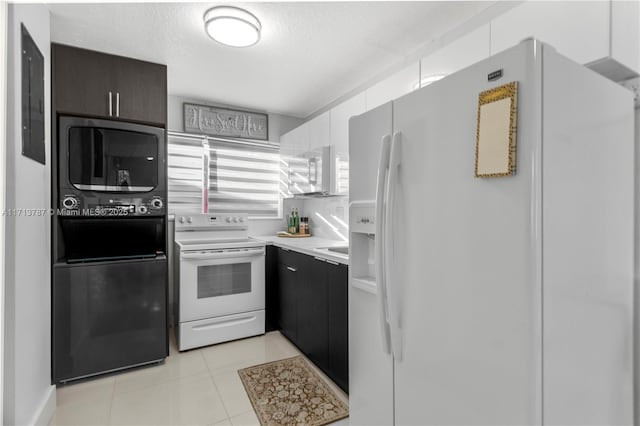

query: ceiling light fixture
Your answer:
[204,6,262,48]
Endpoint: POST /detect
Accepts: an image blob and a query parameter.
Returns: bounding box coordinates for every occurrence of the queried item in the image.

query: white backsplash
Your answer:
[283,196,349,242]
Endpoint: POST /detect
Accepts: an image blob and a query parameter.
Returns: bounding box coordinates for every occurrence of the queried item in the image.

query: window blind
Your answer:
[167,131,281,218]
[167,133,205,214]
[208,140,281,218]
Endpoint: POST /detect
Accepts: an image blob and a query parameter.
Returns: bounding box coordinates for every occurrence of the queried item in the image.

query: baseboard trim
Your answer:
[30,385,56,426]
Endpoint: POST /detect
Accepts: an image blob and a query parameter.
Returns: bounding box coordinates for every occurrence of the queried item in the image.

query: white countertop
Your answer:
[251,235,349,265]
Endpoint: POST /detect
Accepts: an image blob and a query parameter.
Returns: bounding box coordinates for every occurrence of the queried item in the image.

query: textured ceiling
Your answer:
[49,2,494,118]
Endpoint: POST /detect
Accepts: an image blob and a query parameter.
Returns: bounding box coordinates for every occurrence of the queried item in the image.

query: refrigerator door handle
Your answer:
[385,131,403,361]
[375,134,393,354]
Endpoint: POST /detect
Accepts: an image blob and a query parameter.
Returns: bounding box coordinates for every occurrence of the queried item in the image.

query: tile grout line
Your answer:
[107,378,115,425]
[202,348,233,423]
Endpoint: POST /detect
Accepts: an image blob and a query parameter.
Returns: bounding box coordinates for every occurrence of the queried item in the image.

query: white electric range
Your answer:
[174,213,266,351]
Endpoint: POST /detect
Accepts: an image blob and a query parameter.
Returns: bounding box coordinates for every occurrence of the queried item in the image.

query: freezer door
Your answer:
[390,40,542,425]
[348,102,394,425]
[349,102,393,202]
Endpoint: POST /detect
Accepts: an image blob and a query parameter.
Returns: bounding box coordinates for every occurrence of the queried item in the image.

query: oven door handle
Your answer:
[181,247,265,261]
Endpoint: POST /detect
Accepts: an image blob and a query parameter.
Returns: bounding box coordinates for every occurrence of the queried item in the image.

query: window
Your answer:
[167,134,205,214]
[167,132,281,218]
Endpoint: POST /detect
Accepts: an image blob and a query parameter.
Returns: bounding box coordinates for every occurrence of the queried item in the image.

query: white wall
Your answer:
[4,4,55,425]
[0,1,7,422]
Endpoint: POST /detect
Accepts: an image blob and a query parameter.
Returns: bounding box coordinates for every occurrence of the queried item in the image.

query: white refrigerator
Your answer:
[348,39,634,425]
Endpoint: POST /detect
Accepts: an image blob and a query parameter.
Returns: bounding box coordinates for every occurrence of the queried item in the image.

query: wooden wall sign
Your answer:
[474,82,518,177]
[184,103,269,141]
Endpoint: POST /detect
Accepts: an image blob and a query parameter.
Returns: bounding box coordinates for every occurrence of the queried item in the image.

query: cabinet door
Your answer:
[114,55,167,126]
[53,257,167,383]
[490,1,609,66]
[53,44,114,118]
[298,257,329,372]
[277,262,297,342]
[307,111,331,151]
[327,261,349,393]
[277,249,307,343]
[265,246,279,332]
[366,63,419,111]
[330,92,366,159]
[281,124,310,195]
[420,24,490,85]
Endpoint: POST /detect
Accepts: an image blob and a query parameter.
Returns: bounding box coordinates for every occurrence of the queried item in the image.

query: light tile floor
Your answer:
[49,330,349,426]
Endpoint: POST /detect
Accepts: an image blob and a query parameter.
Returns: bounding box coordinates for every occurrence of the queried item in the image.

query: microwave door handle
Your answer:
[108,92,113,117]
[309,158,317,185]
[385,132,403,361]
[116,92,120,117]
[181,248,265,260]
[375,134,392,355]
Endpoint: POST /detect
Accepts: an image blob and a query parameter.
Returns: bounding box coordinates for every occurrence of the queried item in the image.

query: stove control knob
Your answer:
[151,198,163,209]
[179,216,185,224]
[239,217,245,223]
[226,217,232,223]
[233,217,239,223]
[139,205,148,214]
[187,217,193,224]
[62,197,78,209]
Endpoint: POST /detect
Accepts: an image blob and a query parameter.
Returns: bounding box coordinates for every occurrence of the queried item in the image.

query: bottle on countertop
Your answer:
[288,210,296,234]
[294,208,300,234]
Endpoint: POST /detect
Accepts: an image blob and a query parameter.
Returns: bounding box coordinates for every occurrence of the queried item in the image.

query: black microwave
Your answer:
[57,116,167,216]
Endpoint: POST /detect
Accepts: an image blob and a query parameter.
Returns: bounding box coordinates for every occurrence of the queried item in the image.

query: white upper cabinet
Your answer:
[420,24,491,84]
[279,122,308,157]
[366,63,420,111]
[330,92,366,158]
[609,0,640,78]
[490,0,639,80]
[307,111,331,151]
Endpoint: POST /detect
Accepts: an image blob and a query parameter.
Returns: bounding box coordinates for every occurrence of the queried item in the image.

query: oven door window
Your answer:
[68,127,158,192]
[197,263,251,298]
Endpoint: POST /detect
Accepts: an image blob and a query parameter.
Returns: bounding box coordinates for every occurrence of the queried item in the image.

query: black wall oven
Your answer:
[53,116,169,384]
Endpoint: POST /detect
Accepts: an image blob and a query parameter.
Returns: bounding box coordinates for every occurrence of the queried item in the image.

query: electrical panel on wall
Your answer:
[21,23,45,165]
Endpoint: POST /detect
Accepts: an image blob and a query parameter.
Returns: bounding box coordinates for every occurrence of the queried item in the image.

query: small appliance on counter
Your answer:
[174,213,266,351]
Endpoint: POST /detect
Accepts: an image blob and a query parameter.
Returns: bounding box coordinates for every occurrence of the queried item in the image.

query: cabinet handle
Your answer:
[116,92,120,117]
[108,92,112,116]
[313,256,326,262]
[325,259,340,266]
[286,266,297,272]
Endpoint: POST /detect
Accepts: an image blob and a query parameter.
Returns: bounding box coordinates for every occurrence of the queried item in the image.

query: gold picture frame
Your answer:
[474,81,518,178]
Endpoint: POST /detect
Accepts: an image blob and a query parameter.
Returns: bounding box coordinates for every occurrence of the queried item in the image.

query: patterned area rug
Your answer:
[238,356,349,426]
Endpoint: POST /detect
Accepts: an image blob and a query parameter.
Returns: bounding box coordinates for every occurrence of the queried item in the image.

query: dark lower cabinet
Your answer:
[298,258,329,372]
[327,262,349,393]
[274,246,349,393]
[278,250,307,343]
[53,256,168,383]
[265,246,279,332]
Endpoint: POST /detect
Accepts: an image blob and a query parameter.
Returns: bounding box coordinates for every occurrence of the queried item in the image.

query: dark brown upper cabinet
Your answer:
[52,43,167,127]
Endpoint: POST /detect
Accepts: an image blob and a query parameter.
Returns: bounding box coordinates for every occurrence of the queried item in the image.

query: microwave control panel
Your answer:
[59,194,165,217]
